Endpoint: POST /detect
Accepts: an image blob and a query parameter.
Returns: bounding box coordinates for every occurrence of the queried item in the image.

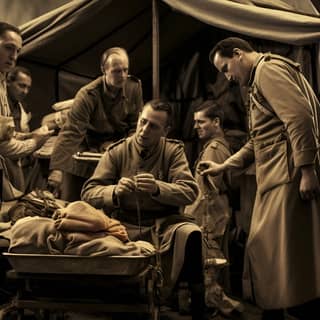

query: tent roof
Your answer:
[19,0,320,79]
[17,0,320,128]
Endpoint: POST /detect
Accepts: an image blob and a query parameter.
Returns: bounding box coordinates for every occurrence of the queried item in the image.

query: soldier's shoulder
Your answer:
[209,141,219,149]
[208,138,232,156]
[166,138,184,147]
[127,75,141,85]
[208,137,229,150]
[261,53,300,71]
[106,138,127,151]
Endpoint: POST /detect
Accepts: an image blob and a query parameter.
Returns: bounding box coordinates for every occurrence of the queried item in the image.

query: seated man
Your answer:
[7,66,32,134]
[6,66,55,192]
[48,47,143,201]
[81,99,206,320]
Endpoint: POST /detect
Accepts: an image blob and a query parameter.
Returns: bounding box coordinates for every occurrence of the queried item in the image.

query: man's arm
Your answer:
[0,132,51,160]
[49,90,92,173]
[258,61,319,198]
[149,144,199,206]
[199,140,254,176]
[81,150,119,211]
[258,62,317,169]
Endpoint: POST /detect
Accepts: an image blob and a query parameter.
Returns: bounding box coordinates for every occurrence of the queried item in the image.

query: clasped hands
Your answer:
[115,173,159,197]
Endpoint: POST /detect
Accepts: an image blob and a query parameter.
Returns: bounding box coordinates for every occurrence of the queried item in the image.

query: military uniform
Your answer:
[185,137,243,314]
[224,54,320,309]
[186,136,231,240]
[50,75,143,200]
[81,135,205,320]
[81,135,198,223]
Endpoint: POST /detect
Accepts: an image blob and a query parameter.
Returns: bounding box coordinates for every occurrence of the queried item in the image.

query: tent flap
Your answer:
[163,0,320,45]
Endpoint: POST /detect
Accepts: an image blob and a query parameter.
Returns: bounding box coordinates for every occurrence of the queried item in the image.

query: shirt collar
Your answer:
[132,134,162,160]
[247,53,265,87]
[102,76,127,100]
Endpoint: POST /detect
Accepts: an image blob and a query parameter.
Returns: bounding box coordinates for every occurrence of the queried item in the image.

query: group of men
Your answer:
[0,19,319,320]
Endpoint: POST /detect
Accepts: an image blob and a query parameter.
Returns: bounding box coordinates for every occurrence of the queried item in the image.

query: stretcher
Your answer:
[3,252,162,320]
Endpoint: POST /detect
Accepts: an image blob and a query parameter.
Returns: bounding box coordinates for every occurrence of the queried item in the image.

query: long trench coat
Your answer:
[225,53,320,309]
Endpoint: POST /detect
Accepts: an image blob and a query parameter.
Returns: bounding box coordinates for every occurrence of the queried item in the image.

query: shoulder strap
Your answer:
[251,53,302,117]
[250,87,274,117]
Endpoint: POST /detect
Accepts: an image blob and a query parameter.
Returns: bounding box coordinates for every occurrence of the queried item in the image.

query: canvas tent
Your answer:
[17,0,320,139]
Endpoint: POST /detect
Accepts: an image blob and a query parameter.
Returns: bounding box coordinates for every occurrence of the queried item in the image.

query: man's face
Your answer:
[0,31,22,73]
[135,104,169,148]
[194,111,218,141]
[213,50,250,86]
[104,53,129,89]
[7,72,32,102]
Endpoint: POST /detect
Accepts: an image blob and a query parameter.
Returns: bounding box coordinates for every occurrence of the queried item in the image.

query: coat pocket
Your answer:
[255,140,291,194]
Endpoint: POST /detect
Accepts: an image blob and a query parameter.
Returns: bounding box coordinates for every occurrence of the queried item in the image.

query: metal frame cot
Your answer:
[3,253,162,320]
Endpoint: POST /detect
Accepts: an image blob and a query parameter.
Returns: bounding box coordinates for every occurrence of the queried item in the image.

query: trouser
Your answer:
[124,217,206,320]
[179,231,206,320]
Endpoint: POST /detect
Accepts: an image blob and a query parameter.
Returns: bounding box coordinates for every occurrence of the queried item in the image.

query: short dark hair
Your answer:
[100,47,128,73]
[144,99,173,127]
[0,21,21,37]
[195,100,224,126]
[7,66,32,82]
[209,37,254,63]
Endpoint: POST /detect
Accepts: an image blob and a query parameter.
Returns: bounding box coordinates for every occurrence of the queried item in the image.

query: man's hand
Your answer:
[299,165,320,201]
[47,170,63,198]
[32,125,54,135]
[114,177,136,197]
[197,160,226,176]
[134,173,159,195]
[32,128,54,148]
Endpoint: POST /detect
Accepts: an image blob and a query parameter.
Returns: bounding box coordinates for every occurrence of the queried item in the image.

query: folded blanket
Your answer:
[9,216,64,254]
[53,201,128,242]
[9,216,155,257]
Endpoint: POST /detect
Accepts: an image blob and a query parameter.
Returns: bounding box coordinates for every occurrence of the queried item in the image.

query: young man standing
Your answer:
[186,100,243,317]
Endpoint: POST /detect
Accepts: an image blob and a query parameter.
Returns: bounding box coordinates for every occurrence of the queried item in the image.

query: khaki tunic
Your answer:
[81,135,198,223]
[50,76,143,178]
[81,136,201,295]
[185,136,231,248]
[185,137,244,313]
[225,54,320,309]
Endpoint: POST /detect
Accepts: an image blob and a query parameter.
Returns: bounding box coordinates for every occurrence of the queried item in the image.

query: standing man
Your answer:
[7,66,32,134]
[81,99,205,320]
[185,100,242,317]
[199,37,320,319]
[0,22,51,195]
[48,47,143,201]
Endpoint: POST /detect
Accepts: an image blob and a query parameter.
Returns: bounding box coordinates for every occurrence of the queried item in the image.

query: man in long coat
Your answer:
[199,37,320,320]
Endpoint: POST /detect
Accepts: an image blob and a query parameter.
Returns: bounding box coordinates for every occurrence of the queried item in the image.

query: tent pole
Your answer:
[152,0,160,99]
